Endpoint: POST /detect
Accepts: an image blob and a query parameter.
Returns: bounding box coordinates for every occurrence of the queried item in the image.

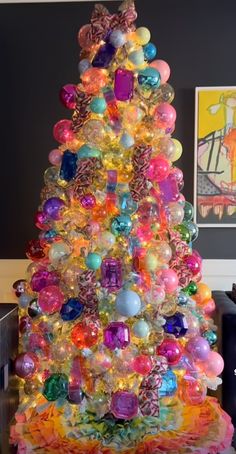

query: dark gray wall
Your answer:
[0,0,236,258]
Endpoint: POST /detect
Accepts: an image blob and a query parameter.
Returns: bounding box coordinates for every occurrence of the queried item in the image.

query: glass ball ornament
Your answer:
[85,252,102,270]
[28,298,42,318]
[81,67,108,94]
[154,102,176,129]
[138,67,161,89]
[183,220,199,242]
[80,193,96,210]
[202,330,217,346]
[78,58,91,74]
[98,231,116,250]
[171,139,183,161]
[115,289,141,317]
[111,214,132,236]
[90,97,107,114]
[174,224,191,242]
[128,48,145,67]
[53,119,74,144]
[14,352,38,379]
[110,390,139,420]
[157,338,183,365]
[71,321,99,348]
[167,202,185,226]
[67,385,85,404]
[133,320,150,338]
[179,376,207,405]
[78,24,94,50]
[147,156,170,182]
[48,149,62,166]
[43,197,65,220]
[157,268,179,293]
[197,351,224,377]
[143,42,157,61]
[186,336,210,361]
[83,119,105,144]
[132,354,152,375]
[48,241,71,266]
[51,340,74,361]
[38,285,64,314]
[150,59,170,84]
[184,201,194,221]
[109,29,126,48]
[135,27,151,45]
[19,316,32,333]
[194,283,212,305]
[157,137,176,160]
[59,84,77,109]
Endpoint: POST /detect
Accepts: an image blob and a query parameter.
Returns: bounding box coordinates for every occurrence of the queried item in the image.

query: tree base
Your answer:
[10,397,233,453]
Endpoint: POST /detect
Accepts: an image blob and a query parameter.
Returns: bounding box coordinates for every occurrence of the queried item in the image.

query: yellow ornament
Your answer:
[172,139,183,161]
[135,27,151,45]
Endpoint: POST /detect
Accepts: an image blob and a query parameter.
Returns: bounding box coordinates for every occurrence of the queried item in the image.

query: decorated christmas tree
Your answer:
[11,2,233,453]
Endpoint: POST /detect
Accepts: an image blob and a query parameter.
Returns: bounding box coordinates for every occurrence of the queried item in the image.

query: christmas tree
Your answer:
[11,2,233,453]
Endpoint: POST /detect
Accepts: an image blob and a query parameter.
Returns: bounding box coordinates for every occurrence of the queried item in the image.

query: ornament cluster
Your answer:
[14,1,223,426]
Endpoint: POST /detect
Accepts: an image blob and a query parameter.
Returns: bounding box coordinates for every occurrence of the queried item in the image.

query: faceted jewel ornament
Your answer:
[104,322,130,350]
[60,298,84,321]
[43,373,69,401]
[163,312,188,338]
[111,390,139,420]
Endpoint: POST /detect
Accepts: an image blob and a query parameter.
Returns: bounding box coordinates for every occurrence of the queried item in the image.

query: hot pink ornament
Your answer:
[14,352,38,379]
[132,355,152,376]
[53,119,75,144]
[184,254,202,276]
[38,285,64,314]
[186,336,210,361]
[157,268,179,293]
[59,84,77,109]
[48,149,62,166]
[147,156,170,182]
[202,298,216,315]
[150,59,170,84]
[34,211,49,230]
[157,338,182,365]
[154,103,176,129]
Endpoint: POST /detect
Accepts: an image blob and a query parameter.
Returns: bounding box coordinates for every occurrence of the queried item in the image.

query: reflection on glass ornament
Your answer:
[159,370,177,397]
[111,214,132,236]
[38,285,64,314]
[138,67,160,89]
[143,42,157,61]
[157,339,183,365]
[14,352,38,379]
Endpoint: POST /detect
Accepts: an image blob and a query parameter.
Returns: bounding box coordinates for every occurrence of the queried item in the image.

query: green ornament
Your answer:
[183,220,199,242]
[85,252,102,270]
[43,373,68,401]
[174,224,191,242]
[202,330,217,346]
[183,281,198,296]
[184,201,193,222]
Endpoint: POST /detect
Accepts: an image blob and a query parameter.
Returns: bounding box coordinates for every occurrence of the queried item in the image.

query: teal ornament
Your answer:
[120,132,134,149]
[77,144,101,159]
[138,67,161,89]
[115,289,141,317]
[133,320,150,338]
[143,43,157,61]
[183,220,199,242]
[119,192,138,215]
[43,373,68,401]
[202,330,217,346]
[159,370,177,398]
[111,214,132,236]
[184,201,194,222]
[128,49,145,67]
[85,252,102,270]
[90,97,107,114]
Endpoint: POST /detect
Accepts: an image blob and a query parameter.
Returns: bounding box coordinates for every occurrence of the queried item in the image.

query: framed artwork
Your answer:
[194,86,236,227]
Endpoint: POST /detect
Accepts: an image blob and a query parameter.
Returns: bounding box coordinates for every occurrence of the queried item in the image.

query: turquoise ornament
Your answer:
[202,330,217,346]
[111,214,132,236]
[159,370,177,398]
[119,192,138,215]
[90,97,107,114]
[133,320,150,338]
[183,220,199,242]
[77,144,101,159]
[43,373,68,401]
[184,201,194,222]
[85,252,102,270]
[143,43,157,61]
[128,49,145,67]
[138,67,161,89]
[115,290,141,317]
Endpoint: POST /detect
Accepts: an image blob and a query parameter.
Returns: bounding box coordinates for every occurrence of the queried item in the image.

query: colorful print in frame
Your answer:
[194,86,236,227]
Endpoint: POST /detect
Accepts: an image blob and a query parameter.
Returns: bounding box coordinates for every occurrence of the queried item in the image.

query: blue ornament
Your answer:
[119,192,138,215]
[77,144,101,159]
[115,290,141,317]
[138,67,161,89]
[143,43,157,61]
[92,42,116,68]
[133,320,150,338]
[60,298,84,322]
[85,252,102,270]
[109,30,126,48]
[178,292,188,306]
[120,132,134,149]
[19,293,32,308]
[159,370,177,398]
[78,59,91,75]
[90,97,107,114]
[164,312,188,338]
[111,214,132,236]
[60,150,77,182]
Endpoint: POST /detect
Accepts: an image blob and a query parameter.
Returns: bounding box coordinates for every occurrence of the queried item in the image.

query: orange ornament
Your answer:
[81,68,108,94]
[193,282,212,305]
[71,321,99,348]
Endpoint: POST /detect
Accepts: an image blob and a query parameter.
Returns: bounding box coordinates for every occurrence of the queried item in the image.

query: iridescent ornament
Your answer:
[81,67,108,94]
[119,192,138,215]
[138,67,160,89]
[53,119,75,144]
[30,269,59,292]
[132,355,152,375]
[71,321,98,348]
[111,391,138,419]
[157,339,183,365]
[179,376,207,405]
[202,330,217,346]
[184,201,194,221]
[104,322,130,350]
[157,268,179,293]
[43,373,68,401]
[143,42,157,61]
[43,197,65,220]
[14,352,38,379]
[38,285,64,314]
[159,370,177,397]
[186,336,210,361]
[115,289,141,317]
[28,298,42,318]
[111,214,132,236]
[59,84,77,109]
[154,102,176,129]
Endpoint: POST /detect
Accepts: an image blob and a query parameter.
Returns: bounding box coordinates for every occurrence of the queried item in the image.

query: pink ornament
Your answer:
[48,149,62,166]
[53,119,75,144]
[186,336,210,361]
[136,225,153,242]
[147,156,170,182]
[150,59,170,84]
[171,167,183,184]
[80,193,96,209]
[59,84,77,109]
[38,285,64,314]
[200,351,224,377]
[202,298,216,315]
[184,254,202,276]
[132,355,152,375]
[14,352,38,379]
[179,376,207,405]
[154,103,176,129]
[29,333,47,352]
[157,268,179,293]
[157,338,182,365]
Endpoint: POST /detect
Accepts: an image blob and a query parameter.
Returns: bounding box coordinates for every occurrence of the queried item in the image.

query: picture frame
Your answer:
[194,86,236,227]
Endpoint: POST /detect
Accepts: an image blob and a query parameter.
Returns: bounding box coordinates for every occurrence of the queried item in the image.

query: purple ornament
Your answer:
[30,269,59,292]
[186,336,210,361]
[14,352,38,379]
[101,258,122,292]
[111,390,138,419]
[59,84,77,109]
[67,385,84,404]
[80,193,96,210]
[164,312,188,338]
[92,42,116,68]
[104,322,130,350]
[158,173,179,203]
[114,68,134,101]
[43,197,65,220]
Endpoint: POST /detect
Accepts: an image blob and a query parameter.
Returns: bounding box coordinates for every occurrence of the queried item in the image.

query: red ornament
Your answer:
[132,355,152,375]
[71,321,99,348]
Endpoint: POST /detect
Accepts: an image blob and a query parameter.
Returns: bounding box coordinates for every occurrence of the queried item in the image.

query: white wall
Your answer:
[0,259,234,303]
